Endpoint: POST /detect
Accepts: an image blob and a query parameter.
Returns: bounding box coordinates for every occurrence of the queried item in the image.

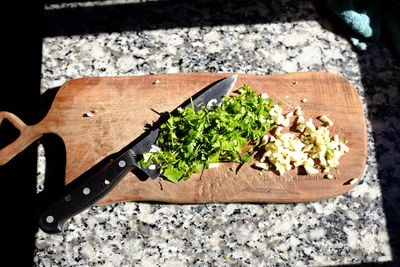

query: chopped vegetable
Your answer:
[208,162,220,169]
[318,115,334,126]
[348,178,359,184]
[254,162,269,170]
[259,107,349,175]
[324,174,334,179]
[140,84,350,182]
[139,85,277,182]
[294,106,303,116]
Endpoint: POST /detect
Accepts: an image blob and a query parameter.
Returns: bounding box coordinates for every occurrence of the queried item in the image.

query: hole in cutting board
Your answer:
[0,119,20,150]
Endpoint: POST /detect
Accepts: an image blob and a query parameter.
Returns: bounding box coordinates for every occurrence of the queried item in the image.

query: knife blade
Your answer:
[38,75,237,233]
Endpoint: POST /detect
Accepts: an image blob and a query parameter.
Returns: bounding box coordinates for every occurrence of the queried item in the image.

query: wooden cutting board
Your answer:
[0,72,367,204]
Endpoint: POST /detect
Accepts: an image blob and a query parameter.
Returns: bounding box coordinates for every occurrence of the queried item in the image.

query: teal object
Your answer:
[327,0,400,55]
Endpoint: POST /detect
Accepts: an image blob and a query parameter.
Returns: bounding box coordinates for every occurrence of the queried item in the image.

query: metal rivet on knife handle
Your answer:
[119,160,126,167]
[64,194,72,202]
[46,216,54,224]
[83,187,91,195]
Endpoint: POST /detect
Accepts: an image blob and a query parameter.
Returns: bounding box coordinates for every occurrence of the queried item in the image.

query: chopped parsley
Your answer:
[139,85,277,182]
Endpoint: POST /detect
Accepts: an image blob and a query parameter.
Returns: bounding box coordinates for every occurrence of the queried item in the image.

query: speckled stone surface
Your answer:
[34,0,399,266]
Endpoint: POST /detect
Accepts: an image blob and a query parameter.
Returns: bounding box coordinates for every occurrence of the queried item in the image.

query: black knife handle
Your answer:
[38,150,136,234]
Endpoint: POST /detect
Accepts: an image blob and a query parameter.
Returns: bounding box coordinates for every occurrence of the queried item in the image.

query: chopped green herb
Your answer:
[241,154,252,163]
[139,85,277,182]
[326,147,334,160]
[343,137,348,144]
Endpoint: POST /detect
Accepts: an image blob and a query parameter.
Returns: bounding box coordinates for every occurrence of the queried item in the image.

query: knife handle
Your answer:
[38,150,136,234]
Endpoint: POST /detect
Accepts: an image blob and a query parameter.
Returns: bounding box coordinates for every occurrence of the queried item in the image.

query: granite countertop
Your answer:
[33,0,399,266]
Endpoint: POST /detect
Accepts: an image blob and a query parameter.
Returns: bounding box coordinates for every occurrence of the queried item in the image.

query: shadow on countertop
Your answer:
[355,44,400,266]
[315,2,400,265]
[0,0,398,265]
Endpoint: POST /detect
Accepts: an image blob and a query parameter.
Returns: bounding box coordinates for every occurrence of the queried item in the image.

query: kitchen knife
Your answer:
[38,75,237,233]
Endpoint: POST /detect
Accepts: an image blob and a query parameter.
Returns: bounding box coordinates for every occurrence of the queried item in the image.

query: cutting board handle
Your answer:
[0,112,43,165]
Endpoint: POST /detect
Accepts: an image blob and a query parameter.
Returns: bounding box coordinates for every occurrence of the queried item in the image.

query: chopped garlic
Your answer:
[254,162,269,170]
[304,165,319,175]
[297,115,305,124]
[148,164,157,170]
[294,106,303,115]
[207,99,218,107]
[275,126,283,136]
[261,135,270,146]
[259,107,350,176]
[340,142,350,153]
[296,123,306,132]
[149,145,161,153]
[304,118,316,134]
[348,178,359,185]
[285,112,293,120]
[270,105,286,125]
[208,162,220,168]
[318,115,333,126]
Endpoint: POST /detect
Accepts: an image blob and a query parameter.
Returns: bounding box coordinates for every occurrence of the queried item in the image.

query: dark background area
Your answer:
[1,2,43,265]
[1,0,398,265]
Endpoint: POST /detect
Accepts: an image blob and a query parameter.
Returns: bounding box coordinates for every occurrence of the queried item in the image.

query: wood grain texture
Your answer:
[0,73,367,204]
